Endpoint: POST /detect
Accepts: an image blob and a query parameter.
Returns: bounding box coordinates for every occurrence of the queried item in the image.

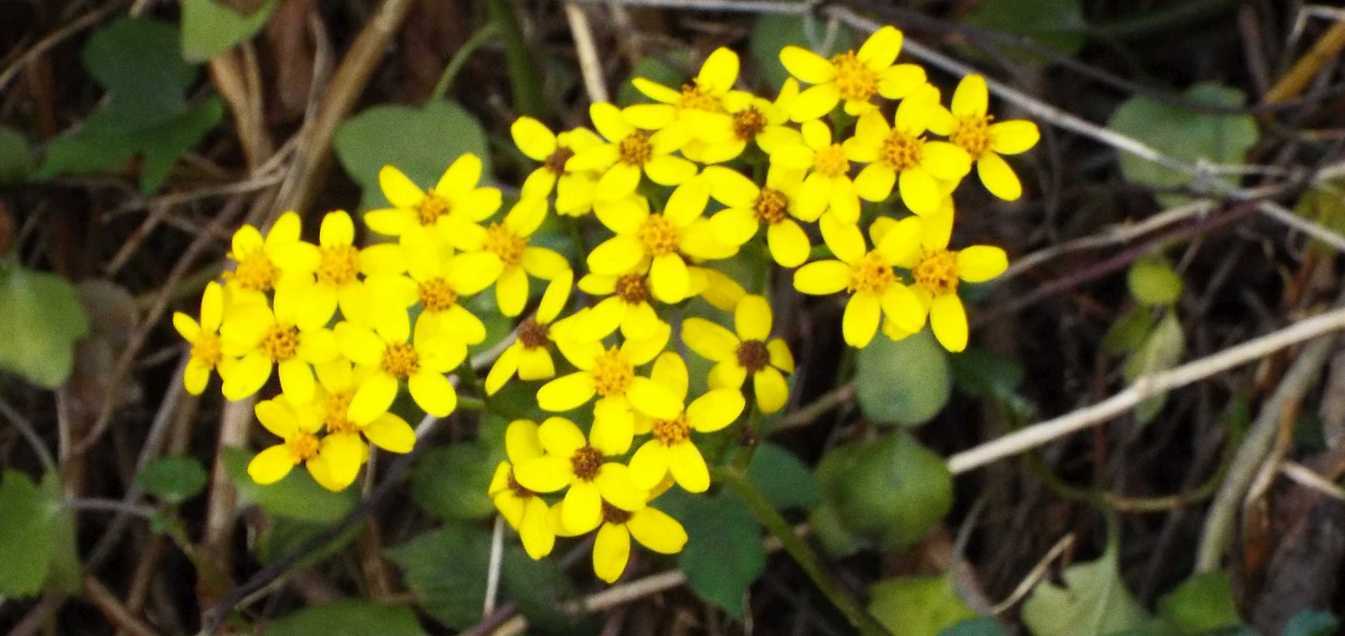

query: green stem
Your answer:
[430,23,500,102]
[458,396,486,412]
[486,0,545,117]
[718,469,890,636]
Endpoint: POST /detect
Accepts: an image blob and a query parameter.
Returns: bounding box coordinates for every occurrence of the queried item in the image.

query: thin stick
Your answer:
[990,534,1074,615]
[947,305,1345,475]
[484,516,505,616]
[771,383,854,433]
[431,24,500,101]
[0,0,126,92]
[0,395,57,473]
[84,576,160,636]
[1265,20,1345,104]
[1280,461,1345,501]
[565,1,609,103]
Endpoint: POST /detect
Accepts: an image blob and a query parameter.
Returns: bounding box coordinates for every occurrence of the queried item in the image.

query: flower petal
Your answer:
[930,293,969,352]
[378,165,425,208]
[754,367,790,413]
[511,116,557,161]
[977,153,1023,201]
[990,120,1041,155]
[593,522,631,583]
[766,219,811,268]
[563,482,603,535]
[958,245,1009,283]
[687,389,745,433]
[842,293,881,348]
[951,74,988,118]
[793,260,850,295]
[669,442,710,493]
[627,507,688,554]
[537,372,597,412]
[516,456,574,493]
[363,413,416,453]
[348,372,398,424]
[779,46,836,84]
[627,377,682,420]
[248,445,296,485]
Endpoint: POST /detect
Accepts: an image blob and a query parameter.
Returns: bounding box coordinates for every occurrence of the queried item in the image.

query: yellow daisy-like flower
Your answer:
[272,210,407,325]
[363,155,503,249]
[869,213,1008,352]
[792,215,926,348]
[682,294,795,413]
[628,352,745,493]
[772,119,862,225]
[553,498,688,584]
[452,197,571,317]
[780,25,927,121]
[484,270,575,395]
[537,322,680,455]
[334,309,465,423]
[681,80,803,164]
[632,47,740,143]
[587,182,736,303]
[928,74,1041,201]
[510,118,605,215]
[313,358,417,454]
[172,281,226,395]
[218,285,338,402]
[704,164,811,268]
[487,419,555,560]
[222,211,307,301]
[845,85,972,216]
[247,397,367,492]
[566,102,696,201]
[512,417,648,535]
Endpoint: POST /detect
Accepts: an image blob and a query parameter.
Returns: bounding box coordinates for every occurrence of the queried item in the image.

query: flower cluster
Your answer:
[173,24,1035,584]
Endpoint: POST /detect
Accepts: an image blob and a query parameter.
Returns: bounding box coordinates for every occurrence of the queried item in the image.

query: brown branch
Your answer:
[85,576,160,636]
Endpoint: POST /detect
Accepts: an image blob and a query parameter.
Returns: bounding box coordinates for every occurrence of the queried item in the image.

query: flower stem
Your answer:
[717,469,889,636]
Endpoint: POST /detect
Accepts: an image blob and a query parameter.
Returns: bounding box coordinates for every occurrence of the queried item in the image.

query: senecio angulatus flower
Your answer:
[171,23,1035,585]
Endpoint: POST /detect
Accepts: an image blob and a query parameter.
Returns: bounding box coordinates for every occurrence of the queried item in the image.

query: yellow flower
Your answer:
[631,47,740,143]
[271,210,407,325]
[172,281,226,395]
[247,397,367,492]
[628,352,745,493]
[587,182,736,303]
[681,80,803,164]
[704,165,812,268]
[334,308,465,422]
[869,212,1008,352]
[453,197,571,317]
[368,225,491,347]
[792,215,926,348]
[845,85,972,216]
[512,417,648,535]
[363,155,503,249]
[487,419,555,560]
[218,285,338,402]
[537,322,680,455]
[552,498,687,583]
[510,118,605,215]
[928,74,1040,201]
[682,294,795,413]
[313,358,417,454]
[771,119,861,225]
[484,271,576,395]
[222,211,307,301]
[566,102,696,201]
[780,25,926,120]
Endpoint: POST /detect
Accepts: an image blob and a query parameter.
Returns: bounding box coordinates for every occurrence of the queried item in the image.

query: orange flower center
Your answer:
[733,107,767,141]
[287,433,320,463]
[483,223,526,266]
[830,51,878,102]
[651,414,692,446]
[754,188,789,224]
[881,131,924,172]
[638,214,680,256]
[736,339,770,373]
[813,144,850,178]
[952,114,994,159]
[418,193,451,226]
[618,132,653,166]
[262,324,300,361]
[317,244,360,286]
[517,318,550,349]
[848,251,896,295]
[231,252,279,292]
[914,249,959,296]
[679,83,721,111]
[324,391,357,434]
[571,445,604,481]
[191,333,223,367]
[591,347,634,397]
[615,274,650,304]
[381,342,420,379]
[544,146,575,175]
[418,277,458,312]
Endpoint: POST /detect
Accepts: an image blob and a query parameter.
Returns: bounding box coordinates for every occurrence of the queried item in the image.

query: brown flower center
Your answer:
[733,107,767,141]
[591,347,634,397]
[618,132,653,166]
[914,250,959,296]
[602,501,632,525]
[754,188,789,224]
[881,131,924,172]
[736,339,770,373]
[652,415,691,446]
[615,274,650,304]
[262,324,300,361]
[952,114,994,159]
[848,252,896,295]
[517,318,551,349]
[638,214,681,256]
[418,278,458,312]
[830,51,878,102]
[571,445,604,481]
[381,342,420,379]
[544,146,575,175]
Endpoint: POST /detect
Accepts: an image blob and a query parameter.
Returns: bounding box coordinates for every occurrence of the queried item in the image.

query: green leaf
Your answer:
[1107,83,1259,206]
[668,491,765,617]
[411,443,501,521]
[334,102,490,210]
[0,125,32,184]
[221,447,356,523]
[869,575,979,636]
[949,347,1024,401]
[750,13,856,90]
[500,545,580,631]
[1157,572,1242,634]
[1102,306,1156,356]
[964,0,1087,57]
[266,600,426,636]
[1128,259,1183,306]
[746,442,819,511]
[386,524,491,629]
[0,471,57,597]
[822,431,953,550]
[1021,533,1150,636]
[181,0,277,62]
[1284,610,1340,636]
[0,264,90,388]
[856,329,951,427]
[137,455,208,504]
[1124,312,1185,425]
[808,502,865,557]
[256,516,360,566]
[940,618,1010,636]
[42,473,81,595]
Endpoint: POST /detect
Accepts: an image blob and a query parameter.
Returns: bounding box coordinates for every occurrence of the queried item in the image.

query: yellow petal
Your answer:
[682,318,738,362]
[434,153,483,198]
[519,497,555,560]
[857,25,902,68]
[951,74,988,118]
[877,64,926,100]
[230,224,264,259]
[921,141,972,180]
[320,210,355,247]
[278,358,316,404]
[200,281,225,331]
[819,213,866,264]
[511,116,557,161]
[629,442,670,491]
[623,103,676,130]
[220,352,271,400]
[779,46,836,84]
[485,344,521,396]
[409,370,456,417]
[593,522,631,583]
[627,377,682,420]
[348,372,398,424]
[881,283,927,333]
[842,293,881,348]
[587,235,645,275]
[247,445,296,485]
[621,322,671,366]
[537,270,574,323]
[596,162,643,200]
[789,83,841,122]
[594,195,650,234]
[930,293,969,352]
[516,456,574,493]
[316,433,365,491]
[363,209,410,236]
[505,419,544,462]
[644,155,698,187]
[704,165,760,208]
[793,260,850,295]
[668,441,710,493]
[631,77,682,104]
[650,253,690,303]
[766,219,810,268]
[255,398,300,439]
[754,367,790,413]
[977,153,1023,201]
[697,47,739,94]
[537,372,597,412]
[687,389,745,433]
[898,168,941,216]
[734,294,772,341]
[709,359,748,389]
[563,481,604,535]
[876,216,924,269]
[496,266,529,318]
[591,398,635,455]
[767,338,794,372]
[590,102,634,142]
[363,413,415,453]
[620,301,662,341]
[990,120,1040,155]
[183,360,211,395]
[854,163,897,202]
[957,245,1009,283]
[651,351,689,403]
[450,251,506,295]
[173,312,201,342]
[627,507,687,554]
[378,165,425,208]
[505,196,548,236]
[596,463,647,511]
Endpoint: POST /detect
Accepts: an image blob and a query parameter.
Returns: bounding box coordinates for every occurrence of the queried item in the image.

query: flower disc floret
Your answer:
[591,347,635,397]
[849,251,897,294]
[830,50,878,103]
[914,249,959,296]
[570,446,605,480]
[651,415,692,445]
[417,278,458,312]
[735,339,771,373]
[261,324,301,360]
[381,342,420,378]
[517,318,551,349]
[316,244,360,286]
[881,131,924,172]
[483,223,527,266]
[732,107,767,141]
[637,215,681,256]
[615,274,650,304]
[754,188,790,224]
